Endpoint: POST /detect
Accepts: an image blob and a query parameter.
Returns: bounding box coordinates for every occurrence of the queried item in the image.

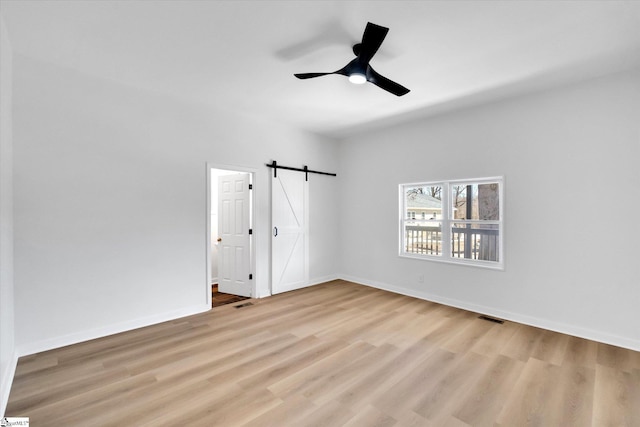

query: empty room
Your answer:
[1,1,639,425]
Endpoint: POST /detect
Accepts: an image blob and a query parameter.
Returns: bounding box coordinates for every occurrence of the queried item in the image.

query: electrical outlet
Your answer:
[417,274,424,283]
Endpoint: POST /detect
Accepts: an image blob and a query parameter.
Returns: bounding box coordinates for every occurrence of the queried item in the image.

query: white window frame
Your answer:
[399,176,504,270]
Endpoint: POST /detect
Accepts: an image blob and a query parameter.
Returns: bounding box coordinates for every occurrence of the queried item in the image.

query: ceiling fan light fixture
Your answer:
[348,73,367,85]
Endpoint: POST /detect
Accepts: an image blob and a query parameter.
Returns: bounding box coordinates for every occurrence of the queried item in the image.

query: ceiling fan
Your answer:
[294,22,410,97]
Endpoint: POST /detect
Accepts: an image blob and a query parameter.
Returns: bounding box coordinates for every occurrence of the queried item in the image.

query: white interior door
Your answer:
[218,173,252,297]
[272,169,309,294]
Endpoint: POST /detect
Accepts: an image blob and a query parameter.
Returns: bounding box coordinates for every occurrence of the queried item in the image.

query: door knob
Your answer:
[217,237,222,242]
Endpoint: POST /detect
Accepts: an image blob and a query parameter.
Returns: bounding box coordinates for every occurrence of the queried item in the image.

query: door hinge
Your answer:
[248,229,253,235]
[249,274,253,280]
[249,184,253,190]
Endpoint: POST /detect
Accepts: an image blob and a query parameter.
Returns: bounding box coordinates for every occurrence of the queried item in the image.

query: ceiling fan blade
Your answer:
[359,22,389,64]
[367,66,410,96]
[294,72,334,79]
[295,61,353,80]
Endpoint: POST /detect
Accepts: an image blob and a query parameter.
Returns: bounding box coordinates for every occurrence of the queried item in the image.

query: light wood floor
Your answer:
[6,280,640,426]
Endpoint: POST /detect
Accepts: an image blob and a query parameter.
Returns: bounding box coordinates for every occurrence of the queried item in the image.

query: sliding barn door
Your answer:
[217,173,252,297]
[271,169,309,294]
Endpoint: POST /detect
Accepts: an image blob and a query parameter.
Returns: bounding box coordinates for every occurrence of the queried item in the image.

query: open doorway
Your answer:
[207,165,255,307]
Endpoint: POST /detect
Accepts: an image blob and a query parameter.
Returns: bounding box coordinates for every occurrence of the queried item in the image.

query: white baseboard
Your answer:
[258,274,339,298]
[16,303,211,358]
[1,351,18,417]
[308,274,339,287]
[10,273,638,380]
[339,274,640,352]
[10,275,339,358]
[255,289,271,298]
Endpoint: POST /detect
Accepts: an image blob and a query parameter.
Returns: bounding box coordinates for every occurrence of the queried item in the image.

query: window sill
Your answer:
[399,252,504,271]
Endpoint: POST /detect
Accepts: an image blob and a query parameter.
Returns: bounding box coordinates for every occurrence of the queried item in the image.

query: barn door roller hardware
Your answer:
[266,160,337,181]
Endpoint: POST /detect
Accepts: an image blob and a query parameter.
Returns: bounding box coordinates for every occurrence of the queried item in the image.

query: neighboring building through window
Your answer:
[400,177,504,269]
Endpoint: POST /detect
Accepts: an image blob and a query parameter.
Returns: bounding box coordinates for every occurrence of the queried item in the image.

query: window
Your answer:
[400,177,503,269]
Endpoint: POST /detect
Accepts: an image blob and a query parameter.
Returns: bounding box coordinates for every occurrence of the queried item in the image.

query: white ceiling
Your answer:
[2,0,640,137]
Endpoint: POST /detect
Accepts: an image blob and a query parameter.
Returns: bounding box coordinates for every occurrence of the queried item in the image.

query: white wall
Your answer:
[338,69,640,350]
[13,54,339,355]
[0,14,16,417]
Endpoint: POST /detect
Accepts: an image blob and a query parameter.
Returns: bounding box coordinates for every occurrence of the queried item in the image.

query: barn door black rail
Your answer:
[266,160,336,181]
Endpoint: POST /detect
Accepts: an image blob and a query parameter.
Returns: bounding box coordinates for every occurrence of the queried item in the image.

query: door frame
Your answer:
[206,163,257,306]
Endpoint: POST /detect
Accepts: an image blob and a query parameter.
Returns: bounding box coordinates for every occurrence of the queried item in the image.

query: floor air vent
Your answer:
[235,302,254,309]
[478,315,504,324]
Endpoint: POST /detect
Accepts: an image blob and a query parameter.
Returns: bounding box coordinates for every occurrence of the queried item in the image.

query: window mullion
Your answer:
[441,182,451,260]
